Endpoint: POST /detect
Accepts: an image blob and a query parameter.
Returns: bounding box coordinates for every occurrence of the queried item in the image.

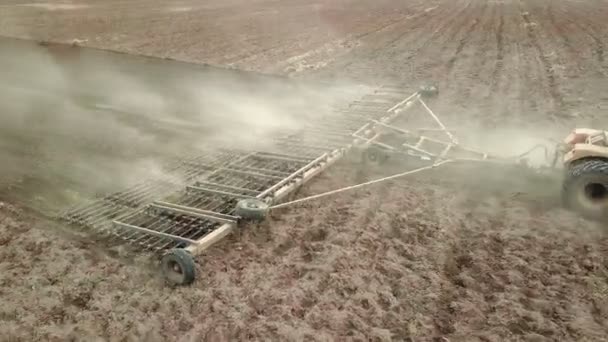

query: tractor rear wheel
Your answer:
[562,158,608,221]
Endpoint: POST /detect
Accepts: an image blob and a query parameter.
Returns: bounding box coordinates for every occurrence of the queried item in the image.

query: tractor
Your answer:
[561,128,608,221]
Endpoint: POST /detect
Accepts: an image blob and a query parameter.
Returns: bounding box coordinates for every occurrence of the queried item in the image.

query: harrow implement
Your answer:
[59,83,581,286]
[58,84,424,285]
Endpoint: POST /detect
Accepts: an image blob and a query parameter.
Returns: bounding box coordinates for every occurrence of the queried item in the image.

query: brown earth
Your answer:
[1,0,608,341]
[0,0,429,75]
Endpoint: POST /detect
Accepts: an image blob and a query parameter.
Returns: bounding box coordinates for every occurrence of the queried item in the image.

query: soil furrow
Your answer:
[355,2,466,81]
[519,3,565,116]
[445,3,485,74]
[554,2,607,74]
[388,0,475,83]
[489,2,505,93]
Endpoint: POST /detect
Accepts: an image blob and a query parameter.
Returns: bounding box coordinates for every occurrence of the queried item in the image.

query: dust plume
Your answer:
[460,126,564,168]
[0,38,360,213]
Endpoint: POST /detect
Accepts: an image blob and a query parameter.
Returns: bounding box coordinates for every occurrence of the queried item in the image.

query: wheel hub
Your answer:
[170,261,182,274]
[584,182,608,203]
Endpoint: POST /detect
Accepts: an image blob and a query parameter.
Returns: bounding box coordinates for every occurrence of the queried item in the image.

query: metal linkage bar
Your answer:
[186,185,254,199]
[371,120,452,146]
[388,92,421,113]
[205,172,269,193]
[253,151,312,164]
[258,153,329,200]
[194,181,260,196]
[353,133,403,152]
[418,98,458,144]
[150,201,239,224]
[272,136,340,151]
[227,164,291,178]
[113,220,199,245]
[219,167,284,181]
[352,92,421,150]
[359,93,496,164]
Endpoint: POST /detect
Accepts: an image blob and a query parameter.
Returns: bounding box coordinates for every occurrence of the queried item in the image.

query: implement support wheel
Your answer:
[161,248,196,286]
[562,158,608,221]
[235,198,269,221]
[419,85,439,98]
[363,146,390,165]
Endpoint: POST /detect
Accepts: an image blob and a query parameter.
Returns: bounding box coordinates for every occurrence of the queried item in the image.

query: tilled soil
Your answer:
[1,161,607,341]
[0,0,429,75]
[1,0,606,128]
[1,0,608,341]
[303,0,608,134]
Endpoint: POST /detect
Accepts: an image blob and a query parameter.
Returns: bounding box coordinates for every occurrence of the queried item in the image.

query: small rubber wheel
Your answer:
[419,85,439,98]
[363,146,390,164]
[161,248,196,286]
[234,198,269,221]
[562,158,608,221]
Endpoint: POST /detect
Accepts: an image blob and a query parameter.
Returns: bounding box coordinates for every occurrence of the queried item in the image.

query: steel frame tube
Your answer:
[194,181,260,196]
[257,153,329,199]
[418,98,458,144]
[186,185,254,199]
[253,152,311,164]
[113,220,199,245]
[150,201,238,224]
[387,92,420,113]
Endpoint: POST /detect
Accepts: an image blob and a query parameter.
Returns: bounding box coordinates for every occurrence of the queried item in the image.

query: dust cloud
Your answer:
[0,38,360,213]
[461,126,564,168]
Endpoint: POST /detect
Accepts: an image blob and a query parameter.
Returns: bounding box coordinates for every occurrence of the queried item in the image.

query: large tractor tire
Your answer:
[562,158,608,221]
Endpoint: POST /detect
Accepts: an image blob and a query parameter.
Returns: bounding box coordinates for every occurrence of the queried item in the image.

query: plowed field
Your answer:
[0,0,607,341]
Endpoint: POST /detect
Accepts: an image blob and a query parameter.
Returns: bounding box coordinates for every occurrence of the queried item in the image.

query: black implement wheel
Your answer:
[161,248,196,286]
[235,198,269,221]
[363,146,390,165]
[562,158,608,221]
[419,85,439,98]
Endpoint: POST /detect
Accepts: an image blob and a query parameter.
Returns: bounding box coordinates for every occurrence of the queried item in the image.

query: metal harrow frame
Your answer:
[351,90,496,164]
[59,84,434,285]
[60,84,557,286]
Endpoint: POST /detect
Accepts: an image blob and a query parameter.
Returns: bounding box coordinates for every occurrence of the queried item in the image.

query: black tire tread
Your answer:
[562,157,608,219]
[234,199,268,221]
[161,248,196,286]
[563,158,608,189]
